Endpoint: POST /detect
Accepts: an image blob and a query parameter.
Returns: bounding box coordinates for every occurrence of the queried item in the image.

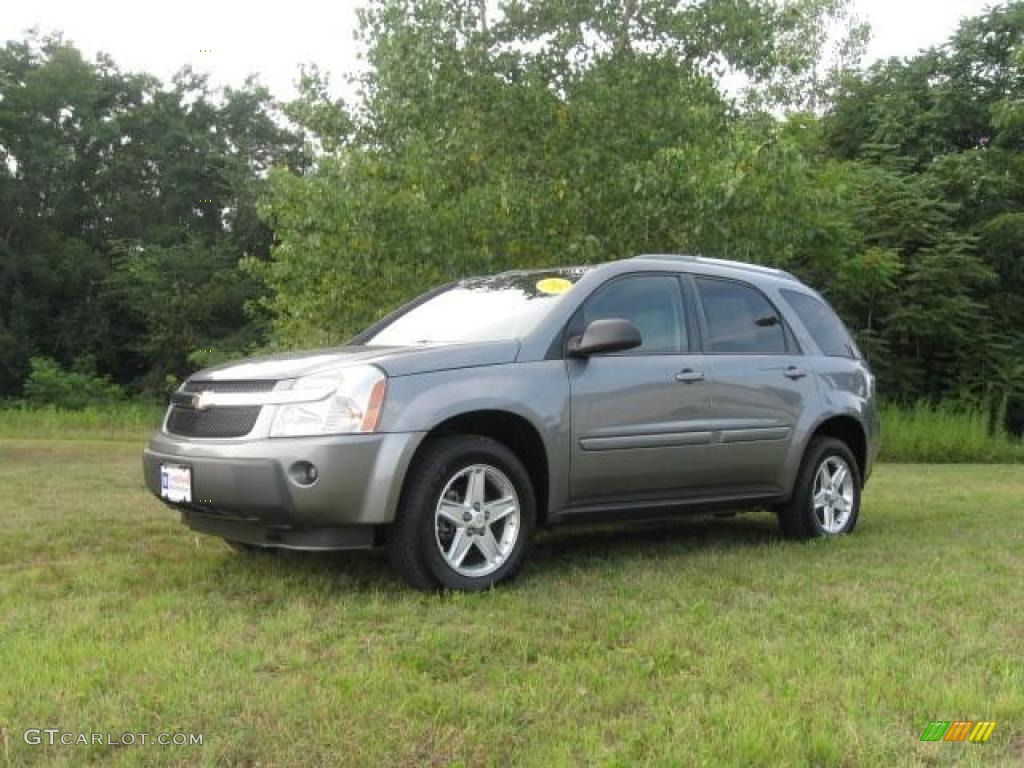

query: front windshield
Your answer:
[365,269,588,346]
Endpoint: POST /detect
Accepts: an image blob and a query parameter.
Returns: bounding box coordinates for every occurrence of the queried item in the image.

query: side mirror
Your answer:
[567,318,642,357]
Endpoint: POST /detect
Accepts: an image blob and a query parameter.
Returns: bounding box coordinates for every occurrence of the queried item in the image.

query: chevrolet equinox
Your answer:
[144,255,879,590]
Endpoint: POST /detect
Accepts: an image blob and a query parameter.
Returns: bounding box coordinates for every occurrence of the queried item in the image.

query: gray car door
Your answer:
[692,276,817,493]
[567,274,712,501]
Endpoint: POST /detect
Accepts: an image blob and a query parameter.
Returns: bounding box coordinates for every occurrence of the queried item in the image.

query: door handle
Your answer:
[784,365,807,380]
[675,369,705,383]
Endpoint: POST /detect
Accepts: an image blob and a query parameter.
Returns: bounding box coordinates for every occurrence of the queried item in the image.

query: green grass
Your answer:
[0,404,162,442]
[879,401,1024,464]
[1,439,1021,766]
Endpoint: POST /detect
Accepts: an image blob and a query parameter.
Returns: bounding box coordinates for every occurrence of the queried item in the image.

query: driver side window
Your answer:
[581,275,687,355]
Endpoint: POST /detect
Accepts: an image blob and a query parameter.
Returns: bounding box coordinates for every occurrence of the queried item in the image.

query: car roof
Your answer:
[484,255,802,285]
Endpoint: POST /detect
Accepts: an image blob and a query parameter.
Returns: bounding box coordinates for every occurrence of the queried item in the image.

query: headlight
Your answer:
[269,365,387,438]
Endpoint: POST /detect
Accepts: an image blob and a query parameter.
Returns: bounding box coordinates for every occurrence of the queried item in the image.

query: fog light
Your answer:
[289,461,319,486]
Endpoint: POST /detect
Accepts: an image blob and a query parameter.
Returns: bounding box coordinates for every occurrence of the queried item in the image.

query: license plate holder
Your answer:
[160,464,192,503]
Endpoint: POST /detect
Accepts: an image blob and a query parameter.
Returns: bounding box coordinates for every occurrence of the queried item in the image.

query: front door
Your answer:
[568,274,712,501]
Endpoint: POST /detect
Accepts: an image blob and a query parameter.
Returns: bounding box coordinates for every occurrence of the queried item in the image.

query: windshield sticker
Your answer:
[536,277,573,295]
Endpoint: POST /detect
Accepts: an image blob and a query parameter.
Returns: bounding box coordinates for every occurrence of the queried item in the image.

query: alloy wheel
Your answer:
[812,455,855,534]
[434,464,521,578]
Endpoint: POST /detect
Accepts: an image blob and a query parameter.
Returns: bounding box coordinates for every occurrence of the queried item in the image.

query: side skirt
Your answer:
[548,487,784,526]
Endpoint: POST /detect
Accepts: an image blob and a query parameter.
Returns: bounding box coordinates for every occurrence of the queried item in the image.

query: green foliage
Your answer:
[109,237,266,391]
[819,3,1024,410]
[21,357,125,410]
[3,3,1024,428]
[257,0,860,344]
[0,33,302,397]
[254,0,1024,432]
[879,401,1024,464]
[0,402,163,441]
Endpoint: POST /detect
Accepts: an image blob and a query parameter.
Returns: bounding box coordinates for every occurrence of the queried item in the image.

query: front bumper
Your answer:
[143,430,426,536]
[178,508,378,550]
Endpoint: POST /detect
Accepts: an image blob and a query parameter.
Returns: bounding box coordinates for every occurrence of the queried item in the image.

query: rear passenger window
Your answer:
[582,275,686,354]
[782,289,859,358]
[696,278,787,354]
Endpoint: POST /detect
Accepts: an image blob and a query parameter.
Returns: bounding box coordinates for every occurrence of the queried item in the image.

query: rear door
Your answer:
[693,276,817,492]
[568,273,712,500]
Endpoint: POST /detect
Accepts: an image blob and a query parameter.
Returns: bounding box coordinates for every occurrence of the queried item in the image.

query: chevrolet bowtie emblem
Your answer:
[170,391,213,410]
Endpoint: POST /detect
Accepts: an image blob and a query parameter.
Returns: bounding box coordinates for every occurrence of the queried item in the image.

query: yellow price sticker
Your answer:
[536,277,573,295]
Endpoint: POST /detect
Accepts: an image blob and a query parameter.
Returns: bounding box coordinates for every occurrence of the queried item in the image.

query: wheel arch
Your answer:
[406,409,551,526]
[806,413,868,486]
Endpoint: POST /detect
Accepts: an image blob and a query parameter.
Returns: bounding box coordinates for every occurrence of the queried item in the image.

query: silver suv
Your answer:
[144,255,879,590]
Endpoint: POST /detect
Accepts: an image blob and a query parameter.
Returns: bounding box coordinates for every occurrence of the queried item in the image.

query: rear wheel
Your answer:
[778,437,861,540]
[388,435,536,591]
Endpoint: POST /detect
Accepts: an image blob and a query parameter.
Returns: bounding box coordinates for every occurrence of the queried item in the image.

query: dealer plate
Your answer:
[160,464,192,503]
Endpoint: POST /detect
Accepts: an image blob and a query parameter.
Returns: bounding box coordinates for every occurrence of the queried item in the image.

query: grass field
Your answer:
[1,438,1022,766]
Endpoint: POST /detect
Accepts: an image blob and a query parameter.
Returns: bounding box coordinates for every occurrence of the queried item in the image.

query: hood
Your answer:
[188,339,521,383]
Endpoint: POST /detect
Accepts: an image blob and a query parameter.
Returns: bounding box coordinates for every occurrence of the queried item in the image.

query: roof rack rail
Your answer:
[632,254,798,281]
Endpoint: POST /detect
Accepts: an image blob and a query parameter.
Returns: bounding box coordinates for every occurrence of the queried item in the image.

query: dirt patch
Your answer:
[1009,731,1024,761]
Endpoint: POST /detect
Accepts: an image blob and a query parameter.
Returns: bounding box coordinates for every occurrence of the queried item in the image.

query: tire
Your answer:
[777,436,861,540]
[388,435,537,591]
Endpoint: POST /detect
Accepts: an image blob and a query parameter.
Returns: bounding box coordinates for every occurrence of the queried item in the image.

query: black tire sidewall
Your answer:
[405,436,536,591]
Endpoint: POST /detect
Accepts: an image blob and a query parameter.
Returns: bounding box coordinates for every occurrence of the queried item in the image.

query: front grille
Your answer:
[165,378,275,438]
[183,379,276,394]
[166,405,262,438]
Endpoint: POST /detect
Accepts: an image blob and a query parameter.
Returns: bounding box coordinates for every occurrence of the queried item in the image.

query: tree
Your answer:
[256,0,858,344]
[0,33,302,398]
[821,2,1024,411]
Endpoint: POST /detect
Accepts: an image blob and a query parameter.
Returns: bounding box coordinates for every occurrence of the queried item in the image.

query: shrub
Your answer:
[22,357,125,410]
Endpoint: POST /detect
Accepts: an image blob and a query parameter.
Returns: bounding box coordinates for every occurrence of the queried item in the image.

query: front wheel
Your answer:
[388,435,536,591]
[778,437,861,540]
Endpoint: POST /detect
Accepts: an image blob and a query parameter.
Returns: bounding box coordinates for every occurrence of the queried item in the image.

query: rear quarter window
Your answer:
[781,289,859,358]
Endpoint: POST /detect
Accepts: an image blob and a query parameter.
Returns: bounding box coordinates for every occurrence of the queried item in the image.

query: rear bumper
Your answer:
[865,399,881,484]
[143,430,426,532]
